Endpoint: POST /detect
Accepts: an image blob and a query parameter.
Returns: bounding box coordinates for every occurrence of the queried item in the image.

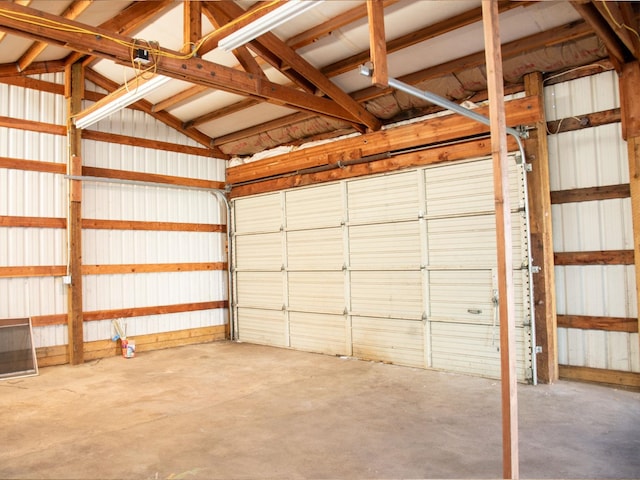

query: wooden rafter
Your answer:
[83,68,227,158]
[17,0,91,72]
[214,20,595,151]
[206,1,381,132]
[592,0,640,60]
[63,0,179,67]
[0,2,368,129]
[571,1,628,70]
[183,0,202,54]
[367,0,388,88]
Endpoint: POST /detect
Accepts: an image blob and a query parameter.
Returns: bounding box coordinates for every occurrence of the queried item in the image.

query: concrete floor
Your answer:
[0,342,638,480]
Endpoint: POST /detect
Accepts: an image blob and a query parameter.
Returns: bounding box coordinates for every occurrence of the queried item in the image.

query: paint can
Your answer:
[121,339,136,358]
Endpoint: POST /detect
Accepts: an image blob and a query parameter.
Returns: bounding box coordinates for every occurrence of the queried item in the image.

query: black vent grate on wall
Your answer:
[0,318,38,380]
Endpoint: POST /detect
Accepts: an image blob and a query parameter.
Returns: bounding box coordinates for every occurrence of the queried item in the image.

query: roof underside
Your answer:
[0,0,638,160]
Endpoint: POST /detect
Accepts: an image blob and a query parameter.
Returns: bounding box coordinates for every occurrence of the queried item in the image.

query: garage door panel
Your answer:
[235,233,282,270]
[429,270,528,327]
[431,322,531,381]
[427,212,525,267]
[425,158,523,217]
[236,271,283,309]
[347,172,419,223]
[234,193,282,234]
[349,221,420,269]
[289,312,348,355]
[352,316,424,367]
[237,307,286,347]
[350,270,423,319]
[288,271,345,314]
[286,184,343,229]
[287,228,343,270]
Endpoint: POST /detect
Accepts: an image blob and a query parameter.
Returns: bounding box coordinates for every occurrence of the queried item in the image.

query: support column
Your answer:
[65,62,84,365]
[619,60,640,348]
[482,1,519,478]
[523,71,558,384]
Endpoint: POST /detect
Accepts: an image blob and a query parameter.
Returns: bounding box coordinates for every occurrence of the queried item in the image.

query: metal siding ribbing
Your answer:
[285,184,342,229]
[287,271,345,314]
[236,307,287,347]
[1,80,68,349]
[350,270,423,320]
[547,71,637,374]
[233,192,282,234]
[349,221,420,269]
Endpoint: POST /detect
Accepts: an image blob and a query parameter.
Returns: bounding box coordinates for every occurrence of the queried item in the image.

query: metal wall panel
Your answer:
[289,312,348,355]
[544,70,619,122]
[347,171,420,224]
[1,77,228,351]
[546,70,638,375]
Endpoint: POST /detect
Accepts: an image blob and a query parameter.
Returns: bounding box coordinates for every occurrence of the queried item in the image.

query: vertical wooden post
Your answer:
[183,0,202,55]
[523,71,558,384]
[66,62,84,365]
[619,60,640,348]
[482,1,519,478]
[367,0,388,88]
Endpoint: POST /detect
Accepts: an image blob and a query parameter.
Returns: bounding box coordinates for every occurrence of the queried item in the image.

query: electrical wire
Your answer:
[599,0,640,44]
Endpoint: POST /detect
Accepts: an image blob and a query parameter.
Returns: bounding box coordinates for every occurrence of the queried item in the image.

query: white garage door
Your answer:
[232,156,533,382]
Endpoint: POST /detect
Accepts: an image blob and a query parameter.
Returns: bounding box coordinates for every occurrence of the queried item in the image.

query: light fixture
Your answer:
[74,74,171,129]
[218,0,325,52]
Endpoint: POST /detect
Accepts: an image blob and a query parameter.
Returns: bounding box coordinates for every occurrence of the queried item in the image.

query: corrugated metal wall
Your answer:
[546,70,640,373]
[0,73,227,358]
[233,156,533,381]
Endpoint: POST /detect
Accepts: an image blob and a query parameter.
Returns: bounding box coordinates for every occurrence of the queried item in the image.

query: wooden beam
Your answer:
[367,0,388,88]
[619,60,640,351]
[81,262,226,275]
[66,62,84,365]
[524,71,558,385]
[482,2,518,478]
[592,1,640,60]
[546,108,621,134]
[82,219,226,233]
[557,314,638,333]
[554,250,634,265]
[183,0,202,55]
[208,1,381,132]
[571,1,627,70]
[32,301,228,327]
[0,215,65,228]
[16,0,91,72]
[230,136,518,198]
[0,156,65,174]
[551,184,630,204]
[226,95,541,185]
[152,85,208,112]
[81,166,224,190]
[81,130,215,158]
[83,68,224,155]
[286,0,401,51]
[0,266,66,278]
[185,98,261,129]
[559,365,640,389]
[0,3,365,129]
